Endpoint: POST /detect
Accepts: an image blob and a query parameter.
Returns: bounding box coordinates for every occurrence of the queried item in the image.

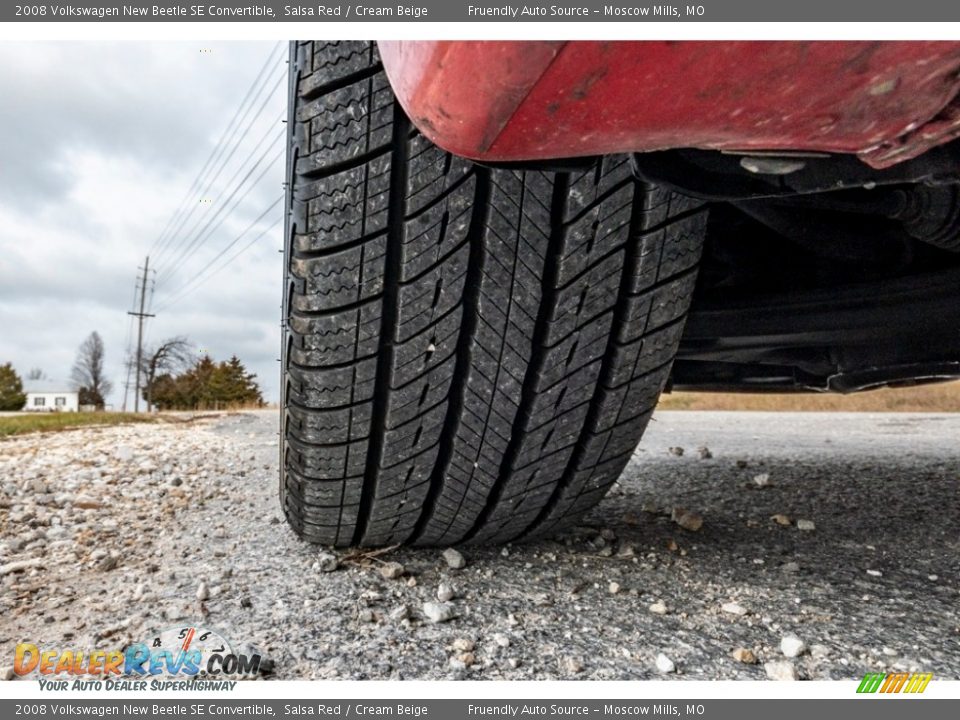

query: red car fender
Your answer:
[378,41,960,169]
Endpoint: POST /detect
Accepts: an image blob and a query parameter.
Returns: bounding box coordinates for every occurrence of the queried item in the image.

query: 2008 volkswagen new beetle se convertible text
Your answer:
[279,41,960,547]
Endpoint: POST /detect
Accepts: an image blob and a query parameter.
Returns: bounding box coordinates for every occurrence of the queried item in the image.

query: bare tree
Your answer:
[71,331,113,410]
[139,337,193,411]
[27,367,46,381]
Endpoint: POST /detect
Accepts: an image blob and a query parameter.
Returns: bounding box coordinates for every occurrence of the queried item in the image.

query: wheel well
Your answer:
[632,145,960,392]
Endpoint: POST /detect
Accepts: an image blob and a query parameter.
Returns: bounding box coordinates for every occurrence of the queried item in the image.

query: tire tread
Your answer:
[282,41,707,546]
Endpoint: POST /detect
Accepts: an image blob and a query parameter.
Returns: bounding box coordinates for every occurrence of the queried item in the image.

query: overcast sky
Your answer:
[0,41,287,405]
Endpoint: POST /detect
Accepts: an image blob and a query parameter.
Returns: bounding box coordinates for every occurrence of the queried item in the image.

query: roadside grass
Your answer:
[0,412,161,438]
[0,408,270,439]
[658,380,960,412]
[2,383,956,439]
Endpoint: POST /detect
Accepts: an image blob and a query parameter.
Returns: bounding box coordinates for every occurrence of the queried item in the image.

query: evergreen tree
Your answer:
[0,363,26,411]
[143,354,264,410]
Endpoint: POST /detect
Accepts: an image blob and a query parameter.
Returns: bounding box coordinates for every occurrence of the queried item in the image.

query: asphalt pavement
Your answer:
[1,410,957,680]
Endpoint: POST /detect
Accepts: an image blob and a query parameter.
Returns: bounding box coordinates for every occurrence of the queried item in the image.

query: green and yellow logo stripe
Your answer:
[857,672,933,694]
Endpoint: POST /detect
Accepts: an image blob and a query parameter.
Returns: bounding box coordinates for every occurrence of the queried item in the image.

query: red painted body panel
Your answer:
[378,41,960,169]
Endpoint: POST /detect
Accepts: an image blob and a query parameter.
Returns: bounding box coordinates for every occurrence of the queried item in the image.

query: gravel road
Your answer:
[1,410,957,681]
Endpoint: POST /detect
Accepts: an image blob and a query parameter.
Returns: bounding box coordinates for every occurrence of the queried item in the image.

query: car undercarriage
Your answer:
[633,145,960,392]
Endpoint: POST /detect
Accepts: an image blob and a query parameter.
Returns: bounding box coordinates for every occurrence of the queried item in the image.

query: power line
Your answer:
[151,69,287,277]
[129,43,286,379]
[154,138,284,291]
[152,68,287,275]
[155,216,283,314]
[153,196,283,313]
[154,114,284,286]
[152,78,285,277]
[150,45,283,264]
[148,42,285,264]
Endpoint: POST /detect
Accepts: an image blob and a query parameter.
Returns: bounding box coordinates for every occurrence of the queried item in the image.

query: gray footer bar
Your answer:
[2,699,957,720]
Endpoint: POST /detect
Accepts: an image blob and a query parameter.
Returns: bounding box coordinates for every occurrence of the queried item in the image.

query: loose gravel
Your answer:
[1,410,958,680]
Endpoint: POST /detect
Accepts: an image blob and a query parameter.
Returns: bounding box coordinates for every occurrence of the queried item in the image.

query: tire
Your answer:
[281,41,708,547]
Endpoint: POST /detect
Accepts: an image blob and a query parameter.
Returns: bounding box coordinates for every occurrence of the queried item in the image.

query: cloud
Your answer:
[0,41,286,404]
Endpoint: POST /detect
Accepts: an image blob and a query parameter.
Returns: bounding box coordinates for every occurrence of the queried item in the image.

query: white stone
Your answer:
[0,559,42,576]
[442,548,466,569]
[422,602,457,624]
[655,653,675,673]
[765,660,797,681]
[721,601,748,616]
[649,600,668,615]
[780,635,806,658]
[436,583,455,602]
[314,553,338,573]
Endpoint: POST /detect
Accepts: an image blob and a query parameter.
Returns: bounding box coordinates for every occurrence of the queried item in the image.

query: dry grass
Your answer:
[658,381,960,412]
[0,412,161,438]
[3,384,955,440]
[182,402,270,411]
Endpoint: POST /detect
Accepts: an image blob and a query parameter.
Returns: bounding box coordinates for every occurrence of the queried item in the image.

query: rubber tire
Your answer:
[281,41,708,547]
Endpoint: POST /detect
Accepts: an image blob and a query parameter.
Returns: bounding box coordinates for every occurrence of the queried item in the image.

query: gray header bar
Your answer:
[7,0,960,22]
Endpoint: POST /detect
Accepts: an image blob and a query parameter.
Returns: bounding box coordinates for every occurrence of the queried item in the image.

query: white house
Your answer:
[23,383,80,413]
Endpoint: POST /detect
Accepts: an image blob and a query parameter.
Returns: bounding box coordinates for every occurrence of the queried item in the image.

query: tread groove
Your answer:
[406,170,491,545]
[352,104,410,546]
[461,174,569,543]
[511,182,648,540]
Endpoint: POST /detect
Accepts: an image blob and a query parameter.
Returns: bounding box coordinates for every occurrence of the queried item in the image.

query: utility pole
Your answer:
[128,256,155,413]
[121,358,133,412]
